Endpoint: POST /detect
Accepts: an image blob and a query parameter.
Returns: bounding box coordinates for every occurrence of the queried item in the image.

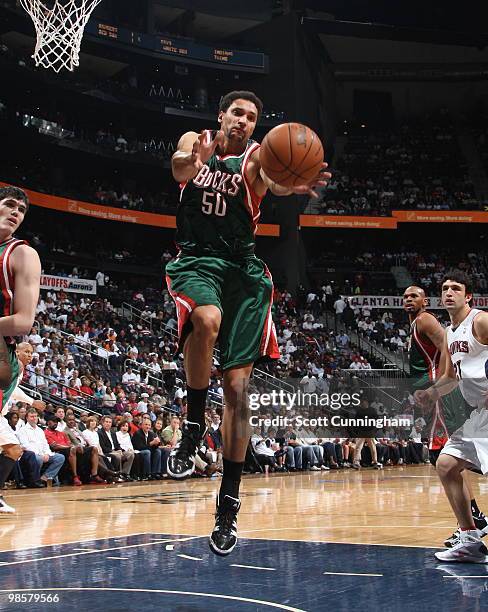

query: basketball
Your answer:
[260,123,324,188]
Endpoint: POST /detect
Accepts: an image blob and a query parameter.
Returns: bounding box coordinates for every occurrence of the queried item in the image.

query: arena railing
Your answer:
[122,357,224,408]
[20,377,101,416]
[18,384,43,402]
[348,326,409,374]
[337,367,407,414]
[24,375,102,414]
[57,329,110,365]
[123,358,168,391]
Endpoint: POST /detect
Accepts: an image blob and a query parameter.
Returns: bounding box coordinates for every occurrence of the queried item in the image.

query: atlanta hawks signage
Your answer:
[346,295,488,310]
[40,274,97,295]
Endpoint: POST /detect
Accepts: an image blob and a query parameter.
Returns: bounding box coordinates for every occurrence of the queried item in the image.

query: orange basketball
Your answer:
[259,123,324,188]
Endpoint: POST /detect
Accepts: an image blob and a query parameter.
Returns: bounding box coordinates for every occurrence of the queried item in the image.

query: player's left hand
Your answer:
[290,162,332,198]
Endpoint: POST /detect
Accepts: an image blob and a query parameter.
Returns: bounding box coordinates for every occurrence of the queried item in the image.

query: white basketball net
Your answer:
[20,0,103,72]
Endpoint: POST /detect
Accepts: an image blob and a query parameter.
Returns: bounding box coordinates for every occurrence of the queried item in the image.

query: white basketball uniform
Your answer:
[440,309,488,473]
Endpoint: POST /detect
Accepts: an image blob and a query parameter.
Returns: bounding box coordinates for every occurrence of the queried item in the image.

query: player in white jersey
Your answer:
[416,270,488,563]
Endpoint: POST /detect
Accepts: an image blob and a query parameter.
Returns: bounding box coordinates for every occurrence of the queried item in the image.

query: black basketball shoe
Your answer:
[473,510,488,536]
[209,495,241,556]
[167,421,201,479]
[444,512,488,548]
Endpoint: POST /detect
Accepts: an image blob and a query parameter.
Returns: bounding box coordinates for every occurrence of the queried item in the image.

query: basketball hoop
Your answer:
[20,0,103,73]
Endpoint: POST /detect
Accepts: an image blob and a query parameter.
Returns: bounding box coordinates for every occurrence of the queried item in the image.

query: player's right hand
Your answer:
[413,389,437,410]
[191,130,224,169]
[32,400,46,411]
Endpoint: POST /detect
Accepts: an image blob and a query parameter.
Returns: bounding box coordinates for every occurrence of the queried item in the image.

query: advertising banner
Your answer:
[40,274,97,295]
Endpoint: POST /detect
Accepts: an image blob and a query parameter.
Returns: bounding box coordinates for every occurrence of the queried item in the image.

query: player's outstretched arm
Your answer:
[414,333,458,408]
[171,130,224,183]
[0,245,41,338]
[0,335,12,389]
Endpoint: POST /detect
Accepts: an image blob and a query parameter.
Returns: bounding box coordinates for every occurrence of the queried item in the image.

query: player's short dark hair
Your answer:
[219,90,263,120]
[0,186,29,211]
[441,269,473,295]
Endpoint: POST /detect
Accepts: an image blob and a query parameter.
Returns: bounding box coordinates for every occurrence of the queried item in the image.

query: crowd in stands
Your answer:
[308,110,481,216]
[311,248,488,296]
[307,247,488,361]
[3,268,434,489]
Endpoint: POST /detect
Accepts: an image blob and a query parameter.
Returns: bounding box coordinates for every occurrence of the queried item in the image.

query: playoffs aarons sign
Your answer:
[346,295,488,310]
[40,274,97,295]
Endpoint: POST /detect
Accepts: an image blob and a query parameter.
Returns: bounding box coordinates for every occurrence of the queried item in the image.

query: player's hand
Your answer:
[414,389,438,411]
[191,130,224,170]
[32,400,46,411]
[290,162,332,198]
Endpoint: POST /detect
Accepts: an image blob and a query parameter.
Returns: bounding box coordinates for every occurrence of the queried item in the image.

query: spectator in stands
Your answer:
[44,415,84,485]
[64,414,113,483]
[4,412,41,488]
[407,422,428,464]
[283,424,315,470]
[102,386,117,412]
[334,296,347,324]
[55,407,67,431]
[350,399,383,470]
[98,415,134,479]
[45,414,104,485]
[161,414,181,449]
[82,415,103,453]
[17,409,65,484]
[251,428,277,474]
[153,418,172,474]
[132,415,162,479]
[116,420,141,479]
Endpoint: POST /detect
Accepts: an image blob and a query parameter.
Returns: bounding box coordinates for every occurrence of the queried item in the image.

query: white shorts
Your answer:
[440,407,488,474]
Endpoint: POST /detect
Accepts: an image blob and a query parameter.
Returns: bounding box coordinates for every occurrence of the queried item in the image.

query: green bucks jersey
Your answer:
[408,314,440,384]
[176,139,262,259]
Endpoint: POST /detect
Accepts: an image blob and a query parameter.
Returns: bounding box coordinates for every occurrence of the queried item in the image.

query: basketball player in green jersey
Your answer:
[166,90,330,555]
[403,285,488,547]
[0,186,41,514]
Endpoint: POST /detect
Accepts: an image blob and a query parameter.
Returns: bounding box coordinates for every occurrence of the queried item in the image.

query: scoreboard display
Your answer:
[85,22,268,72]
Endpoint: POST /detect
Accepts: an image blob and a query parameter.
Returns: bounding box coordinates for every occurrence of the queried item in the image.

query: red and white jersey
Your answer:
[447,308,488,408]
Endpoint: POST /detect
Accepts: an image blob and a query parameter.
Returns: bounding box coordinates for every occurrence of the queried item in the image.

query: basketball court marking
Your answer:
[230,563,277,571]
[178,553,203,561]
[0,531,150,554]
[0,533,486,610]
[0,535,205,567]
[71,548,99,552]
[443,576,488,579]
[323,571,383,577]
[0,588,307,612]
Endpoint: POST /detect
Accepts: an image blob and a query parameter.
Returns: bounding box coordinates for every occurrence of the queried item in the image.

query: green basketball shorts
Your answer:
[165,254,279,370]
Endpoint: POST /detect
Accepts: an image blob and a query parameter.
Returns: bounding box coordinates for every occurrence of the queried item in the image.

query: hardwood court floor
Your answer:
[0,464,474,551]
[2,465,488,611]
